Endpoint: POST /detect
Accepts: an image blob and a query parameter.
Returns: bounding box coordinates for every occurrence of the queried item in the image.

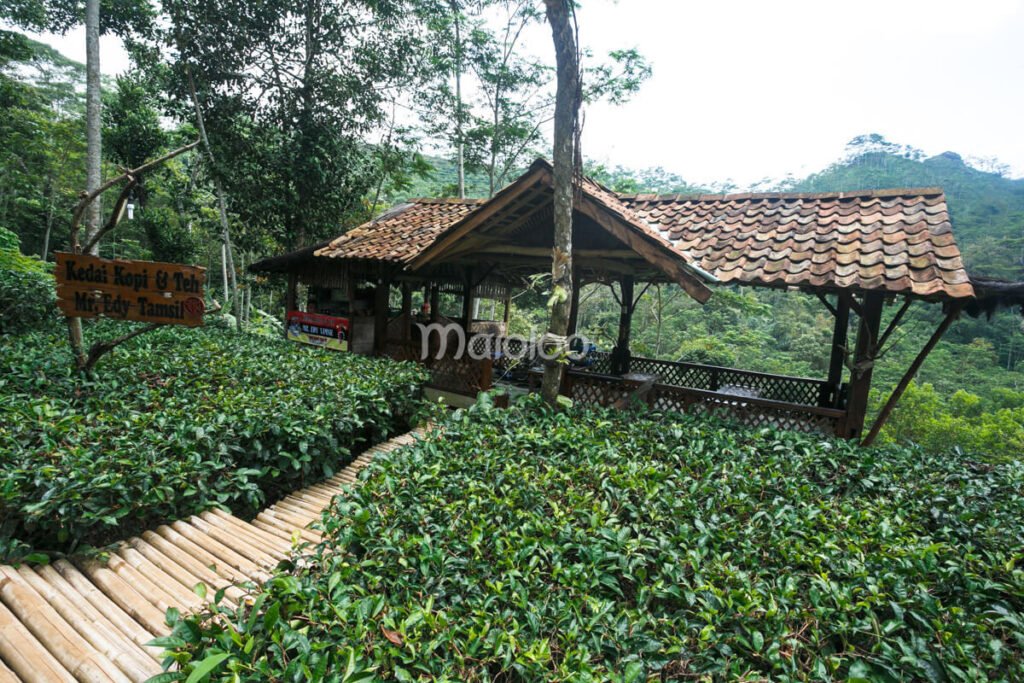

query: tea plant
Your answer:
[0,325,427,556]
[161,396,1024,681]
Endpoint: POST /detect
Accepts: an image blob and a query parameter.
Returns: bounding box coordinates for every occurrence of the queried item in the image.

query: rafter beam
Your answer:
[409,167,550,269]
[876,297,914,351]
[574,198,712,303]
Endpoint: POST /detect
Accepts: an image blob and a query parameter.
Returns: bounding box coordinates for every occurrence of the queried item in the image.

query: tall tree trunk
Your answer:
[41,175,56,260]
[452,1,465,198]
[69,0,102,367]
[654,285,663,357]
[221,242,229,303]
[540,0,580,406]
[84,0,101,255]
[185,66,242,330]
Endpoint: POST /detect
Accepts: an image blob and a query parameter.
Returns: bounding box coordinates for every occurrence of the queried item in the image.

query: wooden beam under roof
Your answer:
[574,198,712,303]
[409,165,551,269]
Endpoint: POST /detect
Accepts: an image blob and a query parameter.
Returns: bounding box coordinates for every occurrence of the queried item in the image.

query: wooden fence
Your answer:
[383,334,846,434]
[583,352,832,407]
[382,340,493,397]
[530,370,847,436]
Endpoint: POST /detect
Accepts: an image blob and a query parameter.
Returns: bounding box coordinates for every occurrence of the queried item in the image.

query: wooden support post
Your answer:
[429,283,440,323]
[823,295,850,407]
[862,304,962,446]
[844,292,884,439]
[283,272,298,339]
[612,275,634,375]
[373,275,391,355]
[502,295,511,326]
[285,272,297,313]
[479,358,493,392]
[400,281,412,342]
[460,270,474,334]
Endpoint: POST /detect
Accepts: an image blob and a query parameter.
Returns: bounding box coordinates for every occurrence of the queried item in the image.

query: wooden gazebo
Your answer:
[252,159,983,441]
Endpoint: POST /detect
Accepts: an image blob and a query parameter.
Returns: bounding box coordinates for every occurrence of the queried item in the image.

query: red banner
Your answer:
[286,311,349,351]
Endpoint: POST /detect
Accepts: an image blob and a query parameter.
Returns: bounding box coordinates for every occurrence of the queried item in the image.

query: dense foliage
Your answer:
[164,398,1024,681]
[0,325,427,557]
[0,226,55,334]
[875,381,1024,458]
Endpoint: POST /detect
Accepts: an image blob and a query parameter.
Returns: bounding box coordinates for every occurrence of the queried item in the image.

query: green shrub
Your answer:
[0,325,427,555]
[163,398,1024,681]
[876,381,1024,460]
[0,226,56,334]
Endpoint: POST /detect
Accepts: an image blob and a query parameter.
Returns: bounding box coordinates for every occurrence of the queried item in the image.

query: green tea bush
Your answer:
[164,397,1024,681]
[0,325,427,555]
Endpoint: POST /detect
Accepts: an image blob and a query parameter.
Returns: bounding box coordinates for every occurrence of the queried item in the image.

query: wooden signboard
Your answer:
[55,252,206,327]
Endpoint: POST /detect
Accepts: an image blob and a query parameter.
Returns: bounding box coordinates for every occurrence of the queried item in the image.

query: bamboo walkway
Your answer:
[0,430,422,682]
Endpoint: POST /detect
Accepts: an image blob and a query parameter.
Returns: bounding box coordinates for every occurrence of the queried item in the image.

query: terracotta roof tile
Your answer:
[301,165,973,300]
[314,199,484,264]
[623,187,972,299]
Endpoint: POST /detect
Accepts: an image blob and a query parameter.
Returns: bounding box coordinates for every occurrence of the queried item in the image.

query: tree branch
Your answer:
[72,140,200,250]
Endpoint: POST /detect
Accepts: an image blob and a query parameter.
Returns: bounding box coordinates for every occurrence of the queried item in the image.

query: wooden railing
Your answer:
[547,370,846,436]
[385,333,844,434]
[582,352,831,407]
[382,340,493,397]
[468,335,539,380]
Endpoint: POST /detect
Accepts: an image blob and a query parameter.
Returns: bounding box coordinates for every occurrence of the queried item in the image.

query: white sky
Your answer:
[24,0,1024,186]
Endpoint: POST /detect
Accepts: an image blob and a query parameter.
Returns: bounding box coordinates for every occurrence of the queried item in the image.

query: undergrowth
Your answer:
[162,396,1024,681]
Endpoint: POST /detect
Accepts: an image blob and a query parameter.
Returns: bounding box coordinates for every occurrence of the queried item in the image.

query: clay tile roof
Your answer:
[622,188,973,299]
[262,162,973,301]
[314,198,485,264]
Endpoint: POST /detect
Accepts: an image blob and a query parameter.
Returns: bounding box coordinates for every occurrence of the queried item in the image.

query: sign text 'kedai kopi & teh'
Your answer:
[55,252,207,327]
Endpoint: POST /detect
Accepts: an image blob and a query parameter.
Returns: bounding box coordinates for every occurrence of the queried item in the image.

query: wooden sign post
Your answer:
[55,252,207,327]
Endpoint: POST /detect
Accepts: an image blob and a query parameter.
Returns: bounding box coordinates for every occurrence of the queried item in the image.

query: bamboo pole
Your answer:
[127,537,243,606]
[73,559,173,632]
[186,516,278,568]
[112,549,203,611]
[202,510,292,555]
[0,569,126,682]
[131,535,246,604]
[46,562,162,652]
[164,522,267,581]
[254,517,320,546]
[0,599,76,683]
[272,496,321,516]
[3,567,155,681]
[33,565,154,657]
[146,527,256,586]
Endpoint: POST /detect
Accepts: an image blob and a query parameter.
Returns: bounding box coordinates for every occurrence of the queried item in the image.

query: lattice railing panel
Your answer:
[549,371,844,436]
[427,354,492,395]
[588,351,614,375]
[581,355,827,407]
[648,384,843,435]
[381,340,421,363]
[382,340,492,396]
[468,335,540,378]
[567,373,634,408]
